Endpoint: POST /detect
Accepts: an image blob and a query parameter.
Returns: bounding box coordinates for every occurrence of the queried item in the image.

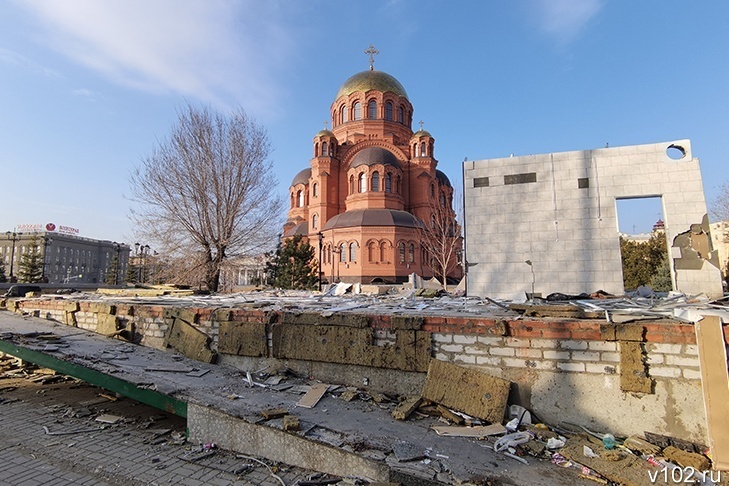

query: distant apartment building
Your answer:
[2,226,130,284]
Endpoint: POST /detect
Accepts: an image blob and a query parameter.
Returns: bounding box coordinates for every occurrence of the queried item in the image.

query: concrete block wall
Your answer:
[10,298,729,444]
[464,140,724,299]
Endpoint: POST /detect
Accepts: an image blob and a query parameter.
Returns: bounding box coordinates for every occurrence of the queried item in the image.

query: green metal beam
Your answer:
[0,338,187,418]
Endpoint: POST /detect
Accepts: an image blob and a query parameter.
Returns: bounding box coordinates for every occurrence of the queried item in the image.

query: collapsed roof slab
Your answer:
[463,140,723,299]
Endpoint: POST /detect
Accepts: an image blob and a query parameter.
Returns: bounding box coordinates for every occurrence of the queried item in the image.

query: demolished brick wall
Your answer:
[8,297,729,443]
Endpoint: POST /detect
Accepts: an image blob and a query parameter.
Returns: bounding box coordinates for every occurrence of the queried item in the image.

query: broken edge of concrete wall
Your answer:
[187,403,390,482]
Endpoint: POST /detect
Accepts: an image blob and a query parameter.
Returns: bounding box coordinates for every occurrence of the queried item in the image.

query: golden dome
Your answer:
[335,70,408,100]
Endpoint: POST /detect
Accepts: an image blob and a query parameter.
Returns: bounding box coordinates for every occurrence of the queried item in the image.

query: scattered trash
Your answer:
[494,431,531,453]
[583,445,599,458]
[546,437,566,449]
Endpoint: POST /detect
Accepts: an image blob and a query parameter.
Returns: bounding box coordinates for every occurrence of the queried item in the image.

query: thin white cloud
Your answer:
[529,0,604,43]
[16,0,294,115]
[72,88,98,101]
[0,46,62,78]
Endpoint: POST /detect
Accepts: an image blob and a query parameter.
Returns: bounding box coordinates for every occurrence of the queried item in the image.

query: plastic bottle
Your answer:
[603,433,615,450]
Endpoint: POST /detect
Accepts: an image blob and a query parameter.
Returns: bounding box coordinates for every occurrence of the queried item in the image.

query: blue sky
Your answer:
[1,1,727,246]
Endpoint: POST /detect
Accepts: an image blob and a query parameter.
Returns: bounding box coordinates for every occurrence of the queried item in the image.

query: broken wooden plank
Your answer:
[296,383,328,409]
[431,424,506,437]
[694,315,729,470]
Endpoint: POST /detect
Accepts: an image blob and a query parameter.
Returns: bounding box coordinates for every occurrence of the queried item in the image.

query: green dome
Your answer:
[335,70,408,100]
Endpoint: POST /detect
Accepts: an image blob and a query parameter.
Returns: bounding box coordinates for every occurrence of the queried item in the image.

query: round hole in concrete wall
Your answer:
[666,144,686,160]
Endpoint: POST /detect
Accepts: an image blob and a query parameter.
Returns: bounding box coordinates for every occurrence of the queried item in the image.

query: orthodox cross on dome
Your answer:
[323,120,329,130]
[364,44,379,71]
[419,120,424,131]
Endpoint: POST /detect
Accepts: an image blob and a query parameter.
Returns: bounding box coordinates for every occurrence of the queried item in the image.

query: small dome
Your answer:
[315,129,335,138]
[436,170,451,187]
[322,209,418,231]
[336,70,408,100]
[291,168,311,187]
[350,147,401,169]
[412,129,432,139]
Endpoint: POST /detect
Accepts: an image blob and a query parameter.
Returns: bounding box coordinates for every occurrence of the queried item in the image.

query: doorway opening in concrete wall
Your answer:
[616,197,672,293]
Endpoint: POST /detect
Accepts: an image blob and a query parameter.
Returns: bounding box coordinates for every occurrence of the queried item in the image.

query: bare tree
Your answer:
[417,189,463,290]
[712,181,729,222]
[129,104,283,292]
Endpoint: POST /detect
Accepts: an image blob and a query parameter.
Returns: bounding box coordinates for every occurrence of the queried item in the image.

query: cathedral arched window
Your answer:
[380,242,387,262]
[321,142,327,156]
[314,143,319,158]
[440,191,446,207]
[312,183,318,198]
[340,105,348,124]
[398,106,404,123]
[290,192,295,208]
[349,175,355,195]
[408,243,415,263]
[368,242,377,262]
[385,173,392,193]
[413,143,418,157]
[421,142,427,156]
[371,171,380,192]
[312,214,318,230]
[430,184,435,197]
[385,102,393,121]
[349,242,357,262]
[398,242,405,263]
[339,243,346,263]
[297,190,304,207]
[368,100,377,119]
[359,172,366,193]
[396,175,402,194]
[353,102,362,120]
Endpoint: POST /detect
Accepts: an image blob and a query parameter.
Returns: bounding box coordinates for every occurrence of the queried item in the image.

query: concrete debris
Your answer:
[391,396,422,421]
[260,408,288,420]
[431,424,506,437]
[296,383,329,408]
[95,413,123,424]
[283,414,300,431]
[422,360,510,424]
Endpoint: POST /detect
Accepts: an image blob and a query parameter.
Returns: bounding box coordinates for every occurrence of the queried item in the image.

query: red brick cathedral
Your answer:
[284,47,460,285]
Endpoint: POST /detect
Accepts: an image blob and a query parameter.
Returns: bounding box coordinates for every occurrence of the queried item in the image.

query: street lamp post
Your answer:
[140,244,150,283]
[317,232,323,292]
[41,235,53,282]
[5,231,21,282]
[332,244,341,283]
[525,260,535,301]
